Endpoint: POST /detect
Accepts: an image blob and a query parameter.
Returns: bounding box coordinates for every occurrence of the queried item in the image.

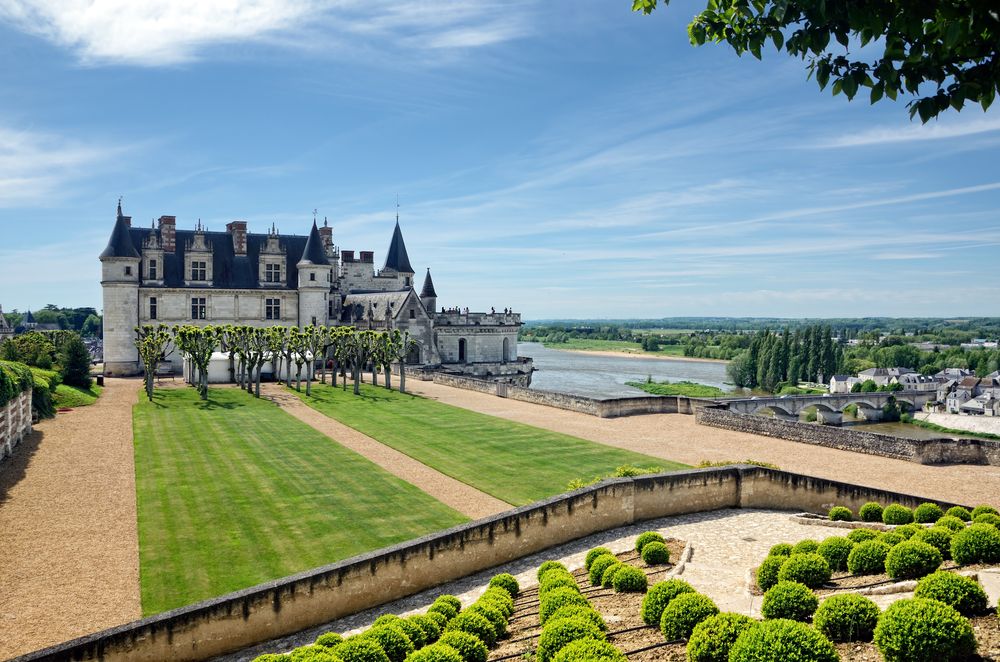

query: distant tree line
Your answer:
[727,326,843,391]
[4,304,102,337]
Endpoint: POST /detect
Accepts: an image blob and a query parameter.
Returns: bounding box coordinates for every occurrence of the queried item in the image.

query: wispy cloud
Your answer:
[0,0,535,66]
[822,114,1000,148]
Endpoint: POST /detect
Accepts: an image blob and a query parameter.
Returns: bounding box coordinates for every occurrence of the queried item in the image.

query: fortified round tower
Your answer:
[99,202,141,376]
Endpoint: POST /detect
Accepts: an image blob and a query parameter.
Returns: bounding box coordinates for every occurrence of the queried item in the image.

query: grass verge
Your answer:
[53,383,102,408]
[625,380,726,397]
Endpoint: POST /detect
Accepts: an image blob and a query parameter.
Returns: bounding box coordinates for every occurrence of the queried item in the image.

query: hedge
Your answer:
[0,360,33,408]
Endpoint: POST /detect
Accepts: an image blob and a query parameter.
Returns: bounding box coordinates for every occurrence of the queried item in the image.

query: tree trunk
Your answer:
[255,366,262,398]
[400,363,406,393]
[371,364,378,387]
[295,365,302,391]
[331,359,338,387]
[306,360,313,396]
[384,365,391,390]
[146,375,154,401]
[285,354,292,387]
[353,365,360,395]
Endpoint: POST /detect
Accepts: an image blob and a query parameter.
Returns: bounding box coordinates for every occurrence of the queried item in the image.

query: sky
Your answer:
[0,1,997,320]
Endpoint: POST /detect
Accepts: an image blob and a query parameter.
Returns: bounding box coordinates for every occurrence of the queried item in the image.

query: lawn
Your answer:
[133,387,467,615]
[53,383,102,408]
[625,380,727,397]
[293,383,687,505]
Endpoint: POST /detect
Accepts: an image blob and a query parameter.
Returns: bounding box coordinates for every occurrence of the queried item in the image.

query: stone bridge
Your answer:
[716,390,936,424]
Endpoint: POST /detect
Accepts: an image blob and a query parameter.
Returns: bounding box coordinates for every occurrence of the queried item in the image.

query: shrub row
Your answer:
[535,560,621,662]
[830,501,999,530]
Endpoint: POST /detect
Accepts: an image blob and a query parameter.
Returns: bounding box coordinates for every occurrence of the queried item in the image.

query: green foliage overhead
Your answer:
[632,0,1000,122]
[0,360,33,408]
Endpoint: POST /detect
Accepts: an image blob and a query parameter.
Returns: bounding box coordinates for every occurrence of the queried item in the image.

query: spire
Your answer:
[382,219,414,274]
[100,201,140,259]
[420,268,437,298]
[298,220,330,266]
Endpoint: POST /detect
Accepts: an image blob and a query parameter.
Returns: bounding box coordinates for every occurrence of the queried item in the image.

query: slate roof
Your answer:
[298,221,330,266]
[420,269,437,298]
[382,221,414,274]
[100,211,140,259]
[341,290,418,323]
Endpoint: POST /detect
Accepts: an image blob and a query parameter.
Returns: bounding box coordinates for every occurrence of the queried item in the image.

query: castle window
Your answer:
[328,299,335,317]
[125,266,132,276]
[149,259,157,280]
[265,298,281,320]
[409,309,415,319]
[311,316,317,326]
[405,276,410,287]
[310,272,316,281]
[150,297,157,320]
[191,260,207,281]
[265,263,281,283]
[191,297,206,320]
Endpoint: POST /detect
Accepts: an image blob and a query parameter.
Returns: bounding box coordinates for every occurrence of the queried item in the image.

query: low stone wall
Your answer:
[0,388,32,464]
[696,406,1000,466]
[15,465,965,662]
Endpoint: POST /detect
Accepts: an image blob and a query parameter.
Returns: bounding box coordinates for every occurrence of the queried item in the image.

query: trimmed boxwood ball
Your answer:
[392,618,427,649]
[600,562,623,588]
[914,502,944,523]
[777,553,831,589]
[847,540,891,575]
[488,573,519,598]
[480,588,514,617]
[428,602,458,621]
[873,598,976,662]
[936,515,967,532]
[640,541,670,565]
[914,571,989,616]
[768,542,793,557]
[911,527,953,559]
[876,531,905,547]
[893,523,922,540]
[791,539,819,554]
[434,595,462,614]
[817,537,854,572]
[373,614,401,628]
[846,528,879,544]
[635,531,666,553]
[974,512,1000,527]
[885,540,942,580]
[425,611,448,630]
[409,614,442,643]
[551,638,625,662]
[539,587,589,625]
[445,611,497,648]
[539,574,577,598]
[466,603,506,639]
[612,565,648,593]
[549,605,606,632]
[882,504,914,525]
[756,556,786,592]
[950,523,1000,565]
[588,554,619,586]
[828,506,852,521]
[971,504,998,519]
[659,592,719,640]
[406,644,463,662]
[536,617,604,662]
[585,547,613,570]
[537,561,568,581]
[437,631,488,662]
[946,506,972,522]
[333,638,390,662]
[760,581,818,622]
[315,632,343,648]
[729,619,838,662]
[812,593,879,642]
[641,578,695,626]
[363,626,413,662]
[859,502,883,523]
[252,655,292,662]
[685,612,755,662]
[288,645,339,662]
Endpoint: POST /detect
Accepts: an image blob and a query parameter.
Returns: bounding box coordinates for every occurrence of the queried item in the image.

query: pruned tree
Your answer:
[134,324,172,401]
[173,325,219,400]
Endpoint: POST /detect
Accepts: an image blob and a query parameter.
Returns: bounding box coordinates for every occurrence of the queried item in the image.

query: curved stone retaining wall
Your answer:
[0,388,32,464]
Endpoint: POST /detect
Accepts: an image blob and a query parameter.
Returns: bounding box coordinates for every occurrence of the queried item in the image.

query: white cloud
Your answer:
[823,115,1000,148]
[0,0,533,66]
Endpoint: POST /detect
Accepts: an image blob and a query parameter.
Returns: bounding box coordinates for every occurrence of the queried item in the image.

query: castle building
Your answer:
[99,203,532,384]
[0,305,13,342]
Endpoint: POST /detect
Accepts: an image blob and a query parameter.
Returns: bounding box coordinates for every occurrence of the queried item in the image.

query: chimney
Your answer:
[158,216,176,252]
[360,250,374,263]
[341,250,355,262]
[226,220,247,256]
[319,218,333,251]
[122,216,132,227]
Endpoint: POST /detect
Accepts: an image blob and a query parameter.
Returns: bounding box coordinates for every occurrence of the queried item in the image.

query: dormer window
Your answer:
[191,260,207,281]
[148,259,157,280]
[265,263,281,283]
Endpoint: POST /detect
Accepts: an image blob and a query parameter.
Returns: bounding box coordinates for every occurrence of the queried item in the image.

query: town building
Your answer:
[857,367,916,388]
[0,306,13,342]
[100,203,532,384]
[828,374,859,394]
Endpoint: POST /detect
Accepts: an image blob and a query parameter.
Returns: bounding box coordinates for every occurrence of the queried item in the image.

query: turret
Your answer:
[381,219,415,288]
[296,220,333,327]
[99,200,141,375]
[420,268,437,318]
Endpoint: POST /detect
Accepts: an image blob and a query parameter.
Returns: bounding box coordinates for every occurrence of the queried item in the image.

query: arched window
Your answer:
[458,338,467,363]
[502,337,509,363]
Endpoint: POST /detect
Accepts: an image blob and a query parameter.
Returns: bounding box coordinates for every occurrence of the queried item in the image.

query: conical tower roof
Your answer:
[420,268,437,298]
[382,220,413,274]
[298,220,330,266]
[99,202,140,259]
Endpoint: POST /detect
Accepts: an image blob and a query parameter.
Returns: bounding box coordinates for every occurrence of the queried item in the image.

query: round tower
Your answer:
[99,201,141,376]
[297,221,333,327]
[420,268,437,318]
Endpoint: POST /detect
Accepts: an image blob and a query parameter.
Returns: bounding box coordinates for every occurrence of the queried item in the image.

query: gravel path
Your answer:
[404,380,1000,506]
[260,383,512,520]
[0,378,141,660]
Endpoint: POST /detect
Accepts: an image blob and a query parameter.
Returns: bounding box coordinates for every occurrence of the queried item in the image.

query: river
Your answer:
[518,342,731,399]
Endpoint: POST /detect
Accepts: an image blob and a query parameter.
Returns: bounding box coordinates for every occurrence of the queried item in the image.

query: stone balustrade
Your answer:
[0,388,32,464]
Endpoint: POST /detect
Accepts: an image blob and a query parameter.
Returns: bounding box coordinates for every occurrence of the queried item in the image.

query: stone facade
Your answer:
[99,204,532,382]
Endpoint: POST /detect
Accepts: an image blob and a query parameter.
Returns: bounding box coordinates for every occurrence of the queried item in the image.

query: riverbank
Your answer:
[556,347,730,364]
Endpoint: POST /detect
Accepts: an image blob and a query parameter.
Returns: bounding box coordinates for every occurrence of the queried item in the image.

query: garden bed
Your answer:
[831,614,1000,661]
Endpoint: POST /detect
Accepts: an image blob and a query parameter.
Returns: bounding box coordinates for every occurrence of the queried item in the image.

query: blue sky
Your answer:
[0,1,997,319]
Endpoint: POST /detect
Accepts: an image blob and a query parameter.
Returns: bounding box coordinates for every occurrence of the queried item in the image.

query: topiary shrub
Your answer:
[873,598,976,662]
[640,541,670,565]
[946,506,972,522]
[882,504,914,525]
[611,565,647,593]
[539,587,589,625]
[791,539,819,554]
[812,593,879,642]
[817,537,854,572]
[288,645,339,662]
[951,523,1000,565]
[828,506,852,521]
[479,588,514,617]
[406,644,463,662]
[537,561,568,581]
[973,512,1000,528]
[760,581,817,622]
[877,531,905,547]
[859,502,883,523]
[885,540,942,580]
[600,562,623,589]
[910,527,952,559]
[768,542,793,557]
[425,611,448,631]
[777,553,831,588]
[588,554,619,586]
[428,602,458,622]
[970,504,998,519]
[252,655,292,662]
[893,523,922,540]
[363,626,413,662]
[641,578,695,626]
[847,540,891,575]
[685,612,755,662]
[409,614,442,644]
[846,529,879,544]
[935,515,966,532]
[585,547,613,570]
[437,631,488,662]
[315,632,343,648]
[444,612,496,648]
[635,531,665,553]
[914,571,989,616]
[536,617,604,662]
[755,556,786,592]
[551,638,625,662]
[659,593,719,641]
[393,618,426,649]
[333,638,390,662]
[488,573,519,598]
[729,619,838,662]
[914,503,944,523]
[466,603,505,639]
[548,604,606,632]
[434,595,462,614]
[540,573,578,597]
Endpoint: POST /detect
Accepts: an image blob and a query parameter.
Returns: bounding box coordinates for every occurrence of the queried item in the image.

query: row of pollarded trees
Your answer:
[134,323,416,401]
